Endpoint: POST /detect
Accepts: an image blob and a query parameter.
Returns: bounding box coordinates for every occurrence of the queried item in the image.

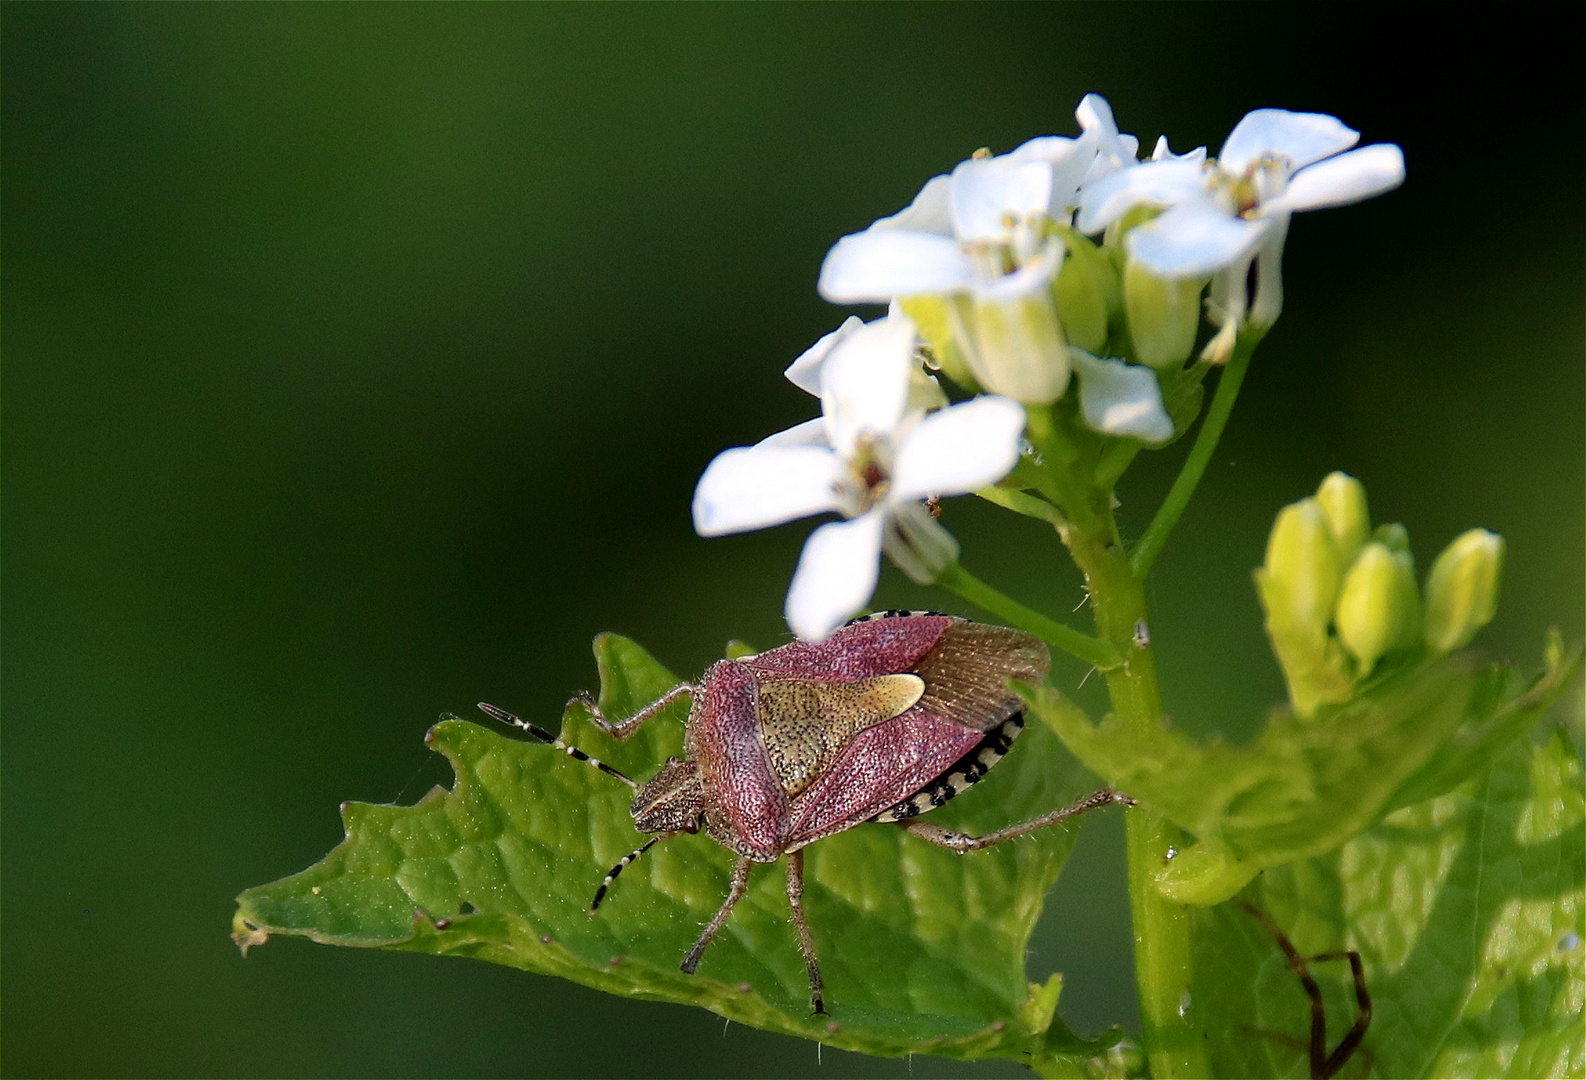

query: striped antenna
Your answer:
[476,701,637,789]
[589,836,660,913]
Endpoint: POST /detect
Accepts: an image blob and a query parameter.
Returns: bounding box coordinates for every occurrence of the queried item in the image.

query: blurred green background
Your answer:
[3,5,1581,1077]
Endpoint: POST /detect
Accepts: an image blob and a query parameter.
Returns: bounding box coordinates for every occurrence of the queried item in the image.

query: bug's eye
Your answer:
[667,755,684,765]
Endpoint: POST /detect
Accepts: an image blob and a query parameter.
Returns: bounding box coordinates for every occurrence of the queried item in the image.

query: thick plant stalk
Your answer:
[1062,503,1209,1078]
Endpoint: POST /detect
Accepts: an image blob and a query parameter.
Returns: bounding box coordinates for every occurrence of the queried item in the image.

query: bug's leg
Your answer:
[570,683,696,741]
[1310,950,1370,1080]
[784,849,826,1015]
[1237,899,1371,1080]
[476,702,636,788]
[897,787,1133,853]
[681,856,753,976]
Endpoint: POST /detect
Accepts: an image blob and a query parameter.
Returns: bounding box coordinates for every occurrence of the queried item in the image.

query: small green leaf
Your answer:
[1025,644,1581,904]
[1191,725,1585,1078]
[234,634,1123,1068]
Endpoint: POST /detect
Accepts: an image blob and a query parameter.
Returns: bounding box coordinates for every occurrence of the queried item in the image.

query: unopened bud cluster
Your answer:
[1256,472,1504,716]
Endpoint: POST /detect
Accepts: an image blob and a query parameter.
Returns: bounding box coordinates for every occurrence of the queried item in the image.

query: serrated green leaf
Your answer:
[1025,646,1581,905]
[1191,726,1585,1079]
[1387,643,1583,812]
[234,633,1124,1069]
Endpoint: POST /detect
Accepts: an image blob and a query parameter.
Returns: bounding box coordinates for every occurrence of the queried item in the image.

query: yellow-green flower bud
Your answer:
[1315,471,1370,568]
[1257,497,1353,715]
[1260,498,1344,636]
[1373,521,1412,560]
[1335,542,1422,672]
[1053,230,1117,354]
[1124,259,1204,369]
[967,289,1070,404]
[1424,528,1504,652]
[898,295,978,392]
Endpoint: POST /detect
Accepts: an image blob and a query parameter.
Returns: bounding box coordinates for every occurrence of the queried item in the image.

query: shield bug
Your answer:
[479,610,1131,1014]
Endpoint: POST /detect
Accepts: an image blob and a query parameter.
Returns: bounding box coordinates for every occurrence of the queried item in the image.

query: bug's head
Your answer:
[631,756,704,834]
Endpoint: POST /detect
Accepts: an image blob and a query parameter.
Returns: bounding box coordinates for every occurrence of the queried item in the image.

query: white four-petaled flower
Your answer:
[693,315,1025,641]
[1079,108,1404,357]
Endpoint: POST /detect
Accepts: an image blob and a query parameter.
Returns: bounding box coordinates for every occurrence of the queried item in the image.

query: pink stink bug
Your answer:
[479,610,1131,1014]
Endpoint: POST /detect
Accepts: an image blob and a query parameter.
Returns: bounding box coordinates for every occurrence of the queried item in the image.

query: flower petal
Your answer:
[1069,349,1173,444]
[1076,93,1119,142]
[1151,136,1207,164]
[784,316,864,396]
[1249,215,1290,328]
[950,156,1054,241]
[818,229,973,303]
[1076,158,1206,233]
[692,446,842,536]
[1268,143,1405,213]
[755,417,830,449]
[820,315,916,455]
[872,174,954,236]
[1010,135,1094,215]
[1219,109,1358,173]
[1077,93,1139,180]
[1127,200,1268,278]
[786,512,886,641]
[891,395,1026,500]
[1010,134,1080,162]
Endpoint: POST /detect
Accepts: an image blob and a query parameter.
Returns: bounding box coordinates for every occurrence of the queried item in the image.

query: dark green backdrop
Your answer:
[4,5,1581,1077]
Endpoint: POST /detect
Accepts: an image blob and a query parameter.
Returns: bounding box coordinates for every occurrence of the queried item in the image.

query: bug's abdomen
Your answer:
[868,712,1025,822]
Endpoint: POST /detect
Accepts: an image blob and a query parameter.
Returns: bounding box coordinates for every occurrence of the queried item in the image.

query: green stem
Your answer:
[974,485,1067,527]
[935,562,1123,671]
[1128,331,1261,579]
[1060,500,1208,1078]
[1094,438,1142,493]
[1009,458,1071,515]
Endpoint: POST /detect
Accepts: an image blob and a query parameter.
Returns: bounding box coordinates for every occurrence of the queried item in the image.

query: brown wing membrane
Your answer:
[913,622,1049,732]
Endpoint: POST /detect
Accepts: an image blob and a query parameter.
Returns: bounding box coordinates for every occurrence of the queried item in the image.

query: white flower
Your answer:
[1068,349,1174,444]
[693,316,1026,641]
[776,306,947,426]
[815,95,1136,403]
[1078,108,1404,356]
[817,153,1062,305]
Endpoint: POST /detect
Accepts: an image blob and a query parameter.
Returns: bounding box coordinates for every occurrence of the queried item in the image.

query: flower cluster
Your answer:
[694,95,1404,641]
